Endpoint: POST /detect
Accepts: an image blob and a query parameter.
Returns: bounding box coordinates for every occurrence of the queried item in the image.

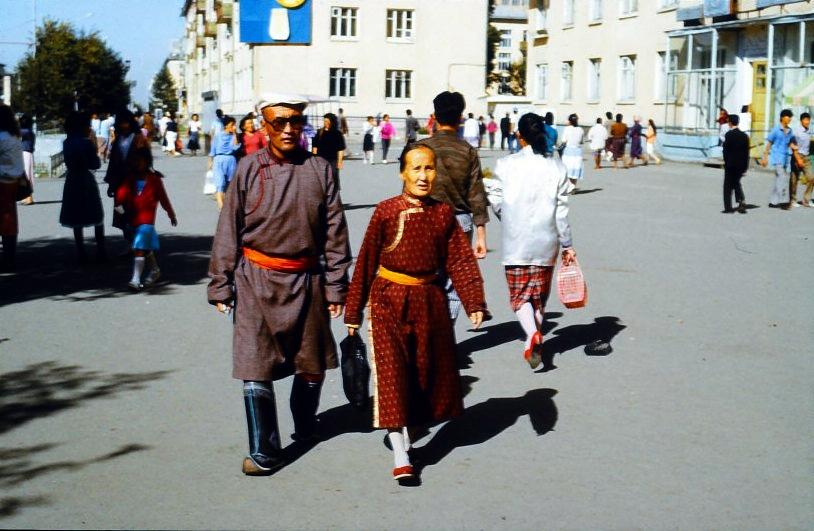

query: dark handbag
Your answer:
[15,175,32,201]
[339,333,370,411]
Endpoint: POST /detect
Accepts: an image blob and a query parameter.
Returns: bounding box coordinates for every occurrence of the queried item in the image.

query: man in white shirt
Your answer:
[158,111,171,152]
[463,112,480,149]
[587,117,609,169]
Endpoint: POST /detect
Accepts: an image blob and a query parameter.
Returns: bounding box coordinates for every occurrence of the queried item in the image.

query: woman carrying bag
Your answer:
[487,112,576,370]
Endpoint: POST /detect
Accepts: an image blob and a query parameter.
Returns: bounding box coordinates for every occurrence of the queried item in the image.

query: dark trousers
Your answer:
[500,133,509,150]
[723,169,745,211]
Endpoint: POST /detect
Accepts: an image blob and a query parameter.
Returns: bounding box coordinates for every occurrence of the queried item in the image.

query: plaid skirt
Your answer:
[504,265,554,312]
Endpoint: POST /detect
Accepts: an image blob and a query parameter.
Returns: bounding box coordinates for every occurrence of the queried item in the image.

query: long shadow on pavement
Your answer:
[538,316,626,372]
[0,233,213,307]
[411,388,558,479]
[456,314,563,369]
[0,361,173,435]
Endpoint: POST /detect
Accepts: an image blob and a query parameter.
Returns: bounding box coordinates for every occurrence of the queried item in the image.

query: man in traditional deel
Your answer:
[208,95,352,475]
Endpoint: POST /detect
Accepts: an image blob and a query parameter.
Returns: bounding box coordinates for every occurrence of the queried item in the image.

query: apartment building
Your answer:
[526,0,684,126]
[489,0,530,94]
[178,0,489,130]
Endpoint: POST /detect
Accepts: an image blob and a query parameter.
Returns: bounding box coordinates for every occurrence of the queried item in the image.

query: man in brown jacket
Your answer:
[208,96,351,475]
[417,91,489,319]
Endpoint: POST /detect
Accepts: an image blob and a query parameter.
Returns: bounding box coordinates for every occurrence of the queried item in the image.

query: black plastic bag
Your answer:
[340,333,370,411]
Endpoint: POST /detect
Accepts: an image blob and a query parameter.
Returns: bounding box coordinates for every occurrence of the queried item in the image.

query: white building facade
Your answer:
[178,0,490,131]
[489,0,530,95]
[526,0,684,125]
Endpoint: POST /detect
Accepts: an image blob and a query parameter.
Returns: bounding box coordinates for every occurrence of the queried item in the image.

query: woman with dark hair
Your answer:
[645,118,661,165]
[238,113,267,157]
[379,114,395,163]
[560,113,584,191]
[312,112,346,186]
[487,113,575,369]
[344,143,487,482]
[625,116,647,168]
[60,111,107,264]
[0,104,24,271]
[105,109,151,244]
[164,112,180,156]
[208,115,240,210]
[187,113,202,155]
[609,113,628,169]
[18,114,35,205]
[362,116,376,164]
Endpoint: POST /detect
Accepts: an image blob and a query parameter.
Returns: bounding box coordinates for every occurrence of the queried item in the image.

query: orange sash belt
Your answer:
[242,247,317,273]
[378,266,436,286]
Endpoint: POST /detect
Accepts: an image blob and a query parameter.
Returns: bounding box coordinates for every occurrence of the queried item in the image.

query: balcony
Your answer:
[196,0,205,14]
[204,21,217,38]
[216,1,233,24]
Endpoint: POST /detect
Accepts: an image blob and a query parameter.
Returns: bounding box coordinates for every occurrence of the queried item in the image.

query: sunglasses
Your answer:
[267,115,306,132]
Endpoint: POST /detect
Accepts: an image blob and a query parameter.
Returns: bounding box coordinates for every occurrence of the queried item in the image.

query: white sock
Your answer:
[388,431,410,468]
[515,302,537,349]
[131,256,145,284]
[534,308,543,330]
[368,152,374,164]
[402,427,411,451]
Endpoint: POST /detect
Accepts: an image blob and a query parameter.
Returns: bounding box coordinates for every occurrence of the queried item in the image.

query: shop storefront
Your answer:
[663,12,814,158]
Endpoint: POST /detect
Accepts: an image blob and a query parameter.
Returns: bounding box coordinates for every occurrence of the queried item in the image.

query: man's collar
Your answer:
[260,146,307,166]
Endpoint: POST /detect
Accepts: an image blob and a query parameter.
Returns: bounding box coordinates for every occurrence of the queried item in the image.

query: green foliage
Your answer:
[486,24,501,85]
[150,61,178,113]
[15,19,131,129]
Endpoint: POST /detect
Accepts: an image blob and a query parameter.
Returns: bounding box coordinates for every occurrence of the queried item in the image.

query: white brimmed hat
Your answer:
[256,93,308,113]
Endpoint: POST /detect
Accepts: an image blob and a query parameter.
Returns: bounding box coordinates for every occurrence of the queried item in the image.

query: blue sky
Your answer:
[0,0,186,106]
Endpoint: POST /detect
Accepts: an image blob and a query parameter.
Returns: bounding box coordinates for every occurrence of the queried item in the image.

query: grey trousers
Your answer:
[770,164,789,205]
[445,213,474,320]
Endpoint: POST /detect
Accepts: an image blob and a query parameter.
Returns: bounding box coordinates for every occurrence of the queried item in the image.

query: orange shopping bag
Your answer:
[557,258,587,309]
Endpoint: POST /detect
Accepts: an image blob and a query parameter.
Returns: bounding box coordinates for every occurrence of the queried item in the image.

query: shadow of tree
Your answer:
[0,234,214,307]
[0,443,150,488]
[456,314,563,369]
[538,316,626,372]
[0,361,173,435]
[412,388,558,475]
[0,495,50,519]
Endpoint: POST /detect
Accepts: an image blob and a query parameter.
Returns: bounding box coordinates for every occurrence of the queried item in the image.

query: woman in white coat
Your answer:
[559,113,584,192]
[488,113,576,369]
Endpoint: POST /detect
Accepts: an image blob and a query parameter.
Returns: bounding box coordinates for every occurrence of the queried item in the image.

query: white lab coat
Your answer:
[487,145,572,266]
[587,124,608,151]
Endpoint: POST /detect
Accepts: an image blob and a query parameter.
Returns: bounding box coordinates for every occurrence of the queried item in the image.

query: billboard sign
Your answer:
[240,0,312,44]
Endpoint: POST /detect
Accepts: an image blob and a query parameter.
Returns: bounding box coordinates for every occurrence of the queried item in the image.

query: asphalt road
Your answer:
[1,144,812,529]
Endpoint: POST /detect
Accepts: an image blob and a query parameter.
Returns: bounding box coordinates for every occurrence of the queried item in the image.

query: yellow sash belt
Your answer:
[378,266,436,286]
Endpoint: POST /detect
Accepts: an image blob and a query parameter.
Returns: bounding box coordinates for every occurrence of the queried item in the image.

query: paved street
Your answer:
[1,145,812,529]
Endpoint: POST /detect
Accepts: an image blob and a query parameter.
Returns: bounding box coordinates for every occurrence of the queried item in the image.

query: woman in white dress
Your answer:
[559,113,584,192]
[487,113,576,369]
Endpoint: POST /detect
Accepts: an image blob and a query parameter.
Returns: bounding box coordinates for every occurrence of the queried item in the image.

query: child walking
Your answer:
[115,145,177,290]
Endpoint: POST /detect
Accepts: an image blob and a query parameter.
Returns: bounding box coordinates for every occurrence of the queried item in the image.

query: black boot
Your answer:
[290,375,323,442]
[242,382,285,476]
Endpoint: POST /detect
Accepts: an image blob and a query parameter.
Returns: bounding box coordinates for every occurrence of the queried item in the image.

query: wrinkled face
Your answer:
[400,147,436,198]
[262,106,304,154]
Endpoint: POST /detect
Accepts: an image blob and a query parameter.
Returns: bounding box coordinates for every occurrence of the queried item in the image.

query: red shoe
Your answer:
[393,465,414,480]
[523,331,543,369]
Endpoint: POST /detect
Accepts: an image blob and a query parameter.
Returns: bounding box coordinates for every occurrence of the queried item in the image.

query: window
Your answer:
[330,7,358,38]
[563,0,574,26]
[658,0,678,8]
[656,51,679,100]
[618,55,636,101]
[386,9,414,41]
[500,30,512,49]
[590,0,602,21]
[536,63,549,100]
[561,61,573,101]
[329,68,356,98]
[619,0,637,16]
[535,1,548,32]
[385,70,412,99]
[497,52,512,72]
[587,58,601,101]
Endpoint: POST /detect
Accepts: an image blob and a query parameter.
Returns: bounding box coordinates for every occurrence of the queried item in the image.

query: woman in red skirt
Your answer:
[488,113,576,369]
[344,144,488,481]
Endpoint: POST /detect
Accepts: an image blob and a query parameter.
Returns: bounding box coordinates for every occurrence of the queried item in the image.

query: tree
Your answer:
[150,61,178,113]
[486,24,502,86]
[15,20,131,129]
